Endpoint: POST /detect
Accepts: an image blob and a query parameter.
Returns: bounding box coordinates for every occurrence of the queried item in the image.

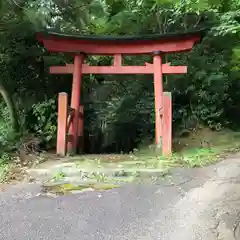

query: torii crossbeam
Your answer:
[37,28,205,157]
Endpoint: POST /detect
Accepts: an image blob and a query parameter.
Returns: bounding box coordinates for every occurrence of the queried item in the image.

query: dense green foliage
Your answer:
[0,0,239,155]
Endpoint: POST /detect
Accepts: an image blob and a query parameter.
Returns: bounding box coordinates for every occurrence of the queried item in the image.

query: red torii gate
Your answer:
[37,29,205,157]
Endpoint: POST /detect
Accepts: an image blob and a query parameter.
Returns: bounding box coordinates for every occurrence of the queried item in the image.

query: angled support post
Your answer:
[68,54,84,154]
[57,92,68,156]
[77,105,84,153]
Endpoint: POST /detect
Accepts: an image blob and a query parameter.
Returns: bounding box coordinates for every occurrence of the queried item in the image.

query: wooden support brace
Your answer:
[66,107,74,133]
[162,92,172,156]
[67,107,75,116]
[50,63,187,75]
[78,105,84,137]
[77,105,84,153]
[57,92,68,156]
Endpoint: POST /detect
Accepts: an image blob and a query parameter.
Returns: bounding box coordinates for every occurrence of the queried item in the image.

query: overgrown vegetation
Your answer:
[0,0,239,180]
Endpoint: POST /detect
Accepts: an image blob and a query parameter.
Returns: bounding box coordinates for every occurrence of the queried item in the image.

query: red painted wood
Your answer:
[67,54,84,153]
[114,54,122,66]
[153,54,163,147]
[50,65,73,74]
[57,92,68,156]
[162,92,172,156]
[163,63,187,74]
[37,32,203,157]
[50,63,187,75]
[38,37,200,54]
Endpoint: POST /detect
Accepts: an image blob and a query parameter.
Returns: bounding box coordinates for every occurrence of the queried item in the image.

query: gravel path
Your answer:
[1,156,240,239]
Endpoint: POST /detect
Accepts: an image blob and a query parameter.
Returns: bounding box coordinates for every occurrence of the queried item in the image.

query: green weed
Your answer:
[52,171,66,181]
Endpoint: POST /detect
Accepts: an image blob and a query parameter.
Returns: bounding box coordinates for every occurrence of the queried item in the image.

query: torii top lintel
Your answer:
[36,28,205,55]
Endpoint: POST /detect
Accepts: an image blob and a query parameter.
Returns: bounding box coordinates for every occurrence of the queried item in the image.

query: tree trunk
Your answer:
[0,82,20,133]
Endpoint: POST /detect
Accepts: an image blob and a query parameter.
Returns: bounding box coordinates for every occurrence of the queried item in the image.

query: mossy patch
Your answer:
[135,129,240,168]
[29,129,240,189]
[41,182,120,195]
[0,164,10,183]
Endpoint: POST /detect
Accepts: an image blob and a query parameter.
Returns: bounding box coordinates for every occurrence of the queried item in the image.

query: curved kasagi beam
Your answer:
[36,28,206,54]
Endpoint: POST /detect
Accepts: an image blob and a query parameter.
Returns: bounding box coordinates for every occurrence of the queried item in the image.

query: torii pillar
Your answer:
[67,54,84,154]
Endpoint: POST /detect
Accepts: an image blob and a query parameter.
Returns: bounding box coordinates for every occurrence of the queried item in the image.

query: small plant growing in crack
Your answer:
[52,171,66,181]
[92,172,106,182]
